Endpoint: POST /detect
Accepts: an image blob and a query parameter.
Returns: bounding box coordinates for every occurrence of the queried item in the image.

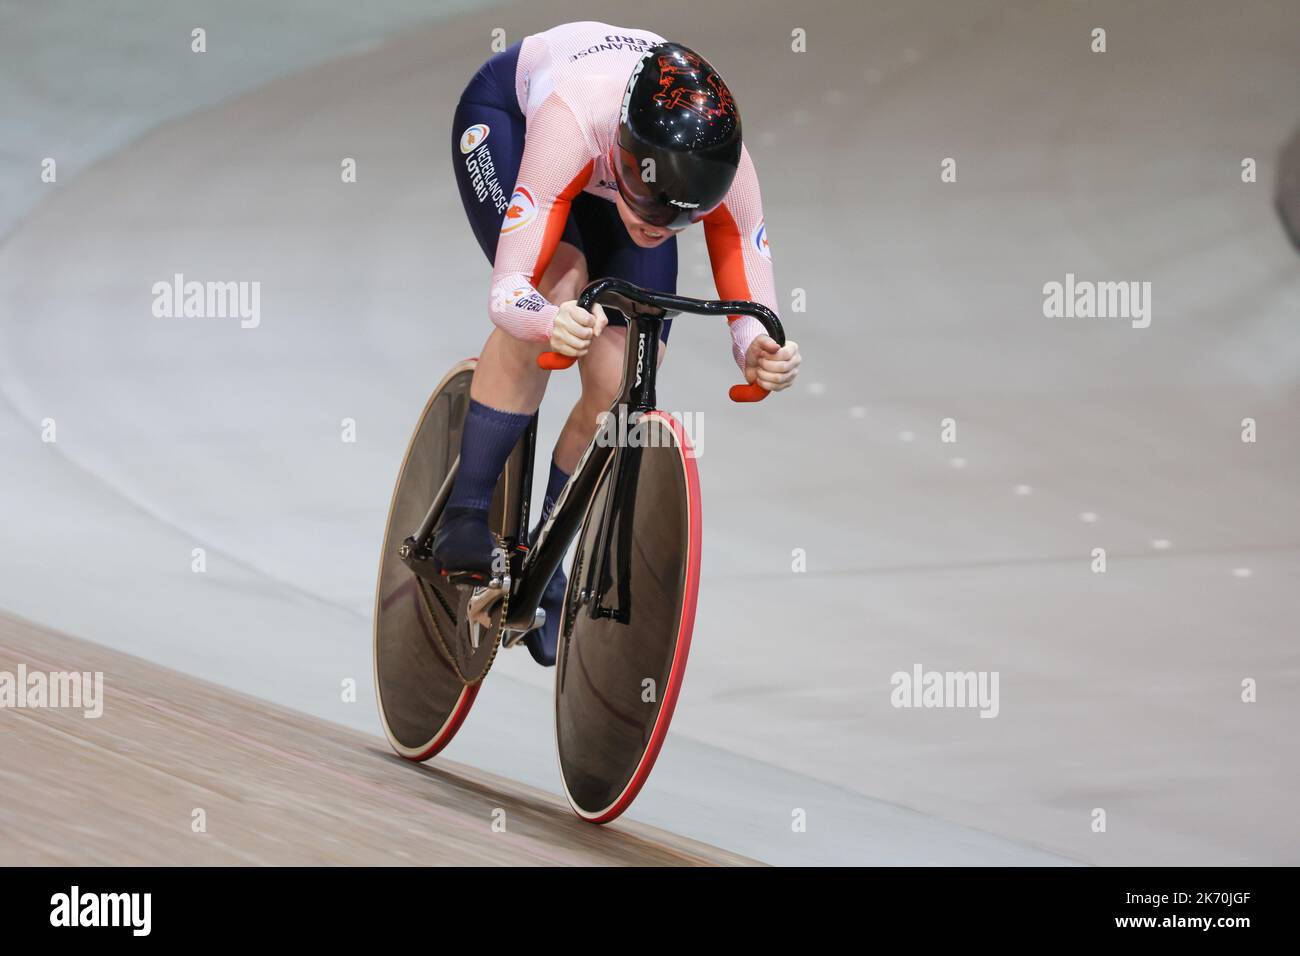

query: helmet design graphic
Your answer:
[615,42,742,229]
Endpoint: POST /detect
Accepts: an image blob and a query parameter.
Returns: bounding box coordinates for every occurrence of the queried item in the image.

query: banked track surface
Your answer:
[0,611,756,866]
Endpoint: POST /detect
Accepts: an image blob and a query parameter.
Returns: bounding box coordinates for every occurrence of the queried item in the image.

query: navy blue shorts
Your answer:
[451,42,675,340]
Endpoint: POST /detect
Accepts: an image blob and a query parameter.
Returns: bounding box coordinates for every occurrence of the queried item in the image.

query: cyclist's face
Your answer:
[614,192,685,248]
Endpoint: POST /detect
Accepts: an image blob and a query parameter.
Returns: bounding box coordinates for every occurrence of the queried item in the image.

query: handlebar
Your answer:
[537,278,785,403]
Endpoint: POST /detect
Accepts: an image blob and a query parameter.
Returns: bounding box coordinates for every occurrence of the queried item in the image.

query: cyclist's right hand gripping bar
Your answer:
[536,279,785,403]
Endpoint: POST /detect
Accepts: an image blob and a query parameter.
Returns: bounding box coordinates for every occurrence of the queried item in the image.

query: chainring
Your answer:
[416,557,508,685]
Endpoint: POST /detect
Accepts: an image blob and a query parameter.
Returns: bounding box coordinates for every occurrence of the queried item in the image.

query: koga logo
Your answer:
[668,198,700,209]
[500,185,537,234]
[752,219,770,259]
[620,52,650,123]
[459,123,490,154]
[50,886,151,936]
[634,332,647,386]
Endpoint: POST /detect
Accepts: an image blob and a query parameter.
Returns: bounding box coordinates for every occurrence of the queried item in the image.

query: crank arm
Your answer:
[502,607,546,648]
[465,575,511,639]
[398,536,442,586]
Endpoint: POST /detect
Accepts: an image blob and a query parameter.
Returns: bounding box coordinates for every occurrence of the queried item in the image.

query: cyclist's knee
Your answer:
[577,334,624,405]
[472,327,549,410]
[482,326,545,368]
[579,378,619,418]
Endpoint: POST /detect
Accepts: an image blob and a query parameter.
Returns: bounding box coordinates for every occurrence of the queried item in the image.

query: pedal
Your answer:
[502,608,546,648]
[442,569,489,587]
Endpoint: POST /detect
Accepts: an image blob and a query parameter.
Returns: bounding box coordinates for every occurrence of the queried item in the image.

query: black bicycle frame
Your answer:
[413,277,783,632]
[502,314,657,629]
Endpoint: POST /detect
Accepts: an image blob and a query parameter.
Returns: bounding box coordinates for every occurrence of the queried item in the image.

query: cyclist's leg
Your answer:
[435,42,585,577]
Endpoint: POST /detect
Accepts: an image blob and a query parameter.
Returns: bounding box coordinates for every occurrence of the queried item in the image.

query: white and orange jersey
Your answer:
[489,21,778,370]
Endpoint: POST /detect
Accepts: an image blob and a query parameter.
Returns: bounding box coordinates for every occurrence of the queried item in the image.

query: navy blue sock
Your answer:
[542,459,570,523]
[530,459,571,544]
[447,399,533,512]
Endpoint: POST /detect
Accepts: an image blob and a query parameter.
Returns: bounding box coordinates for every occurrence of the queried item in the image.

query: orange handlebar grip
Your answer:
[728,383,769,403]
[538,352,577,370]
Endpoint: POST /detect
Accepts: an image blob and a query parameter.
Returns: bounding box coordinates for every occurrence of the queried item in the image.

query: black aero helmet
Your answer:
[615,42,742,229]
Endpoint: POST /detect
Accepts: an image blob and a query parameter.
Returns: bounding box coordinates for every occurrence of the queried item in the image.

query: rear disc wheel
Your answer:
[374,360,524,760]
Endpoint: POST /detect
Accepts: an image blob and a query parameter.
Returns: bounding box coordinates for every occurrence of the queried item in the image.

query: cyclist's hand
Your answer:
[743,335,801,393]
[548,300,608,358]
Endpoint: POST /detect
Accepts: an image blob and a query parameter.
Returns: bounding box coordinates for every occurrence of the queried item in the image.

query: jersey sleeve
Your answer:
[488,94,595,342]
[701,145,779,371]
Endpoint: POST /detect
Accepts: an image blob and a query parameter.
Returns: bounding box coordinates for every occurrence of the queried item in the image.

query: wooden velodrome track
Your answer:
[0,612,754,866]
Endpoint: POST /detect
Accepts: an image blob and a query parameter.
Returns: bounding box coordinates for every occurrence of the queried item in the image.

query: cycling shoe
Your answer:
[430,506,496,583]
[522,562,566,667]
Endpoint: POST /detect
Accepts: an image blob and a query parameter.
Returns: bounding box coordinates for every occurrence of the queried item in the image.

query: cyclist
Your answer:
[436,22,801,666]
